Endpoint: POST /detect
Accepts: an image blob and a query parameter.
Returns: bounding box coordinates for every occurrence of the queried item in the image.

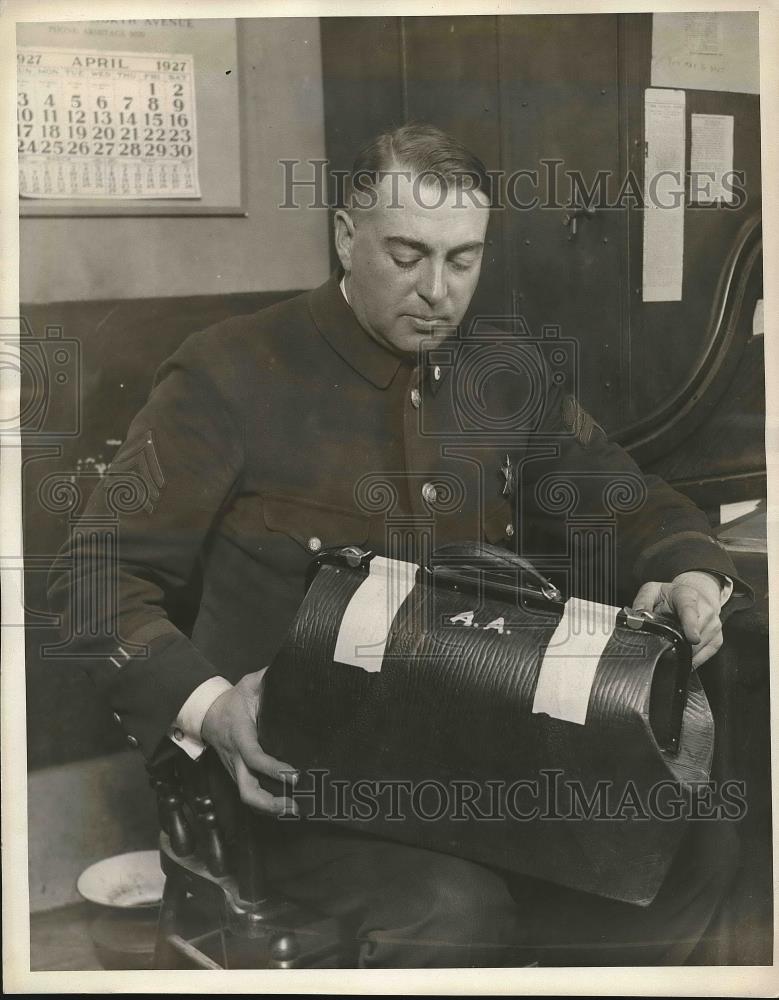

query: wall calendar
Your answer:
[18,46,201,200]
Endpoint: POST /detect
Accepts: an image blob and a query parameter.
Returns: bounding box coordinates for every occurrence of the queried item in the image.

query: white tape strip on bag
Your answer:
[333,555,418,672]
[531,597,620,725]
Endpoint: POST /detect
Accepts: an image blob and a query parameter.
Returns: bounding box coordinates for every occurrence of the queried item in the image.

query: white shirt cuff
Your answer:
[720,575,734,607]
[168,676,234,760]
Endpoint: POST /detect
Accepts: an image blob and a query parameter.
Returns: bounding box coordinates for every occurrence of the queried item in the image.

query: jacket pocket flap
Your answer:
[262,495,370,551]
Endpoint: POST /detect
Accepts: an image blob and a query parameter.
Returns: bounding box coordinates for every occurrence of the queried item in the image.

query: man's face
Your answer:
[335,172,490,357]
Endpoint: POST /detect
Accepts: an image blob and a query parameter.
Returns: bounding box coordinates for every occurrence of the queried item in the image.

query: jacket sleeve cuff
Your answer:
[108,628,225,760]
[168,676,234,759]
[634,532,753,613]
[635,532,738,588]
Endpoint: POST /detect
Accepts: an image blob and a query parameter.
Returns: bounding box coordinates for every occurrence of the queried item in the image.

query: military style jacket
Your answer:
[48,272,746,762]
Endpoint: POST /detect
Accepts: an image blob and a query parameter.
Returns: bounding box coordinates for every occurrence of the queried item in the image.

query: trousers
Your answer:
[262,819,740,968]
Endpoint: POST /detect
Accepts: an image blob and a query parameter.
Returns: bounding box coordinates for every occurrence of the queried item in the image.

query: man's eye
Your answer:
[450,257,477,273]
[392,257,421,270]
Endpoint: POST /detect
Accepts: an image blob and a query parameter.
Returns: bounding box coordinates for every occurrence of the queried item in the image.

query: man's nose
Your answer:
[415,260,447,308]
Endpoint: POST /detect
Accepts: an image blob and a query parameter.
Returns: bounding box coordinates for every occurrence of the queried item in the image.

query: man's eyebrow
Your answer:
[384,236,485,255]
[384,236,431,254]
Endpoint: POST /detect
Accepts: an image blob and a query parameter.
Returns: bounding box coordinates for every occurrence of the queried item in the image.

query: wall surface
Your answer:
[20,18,330,914]
[19,18,330,302]
[27,752,159,913]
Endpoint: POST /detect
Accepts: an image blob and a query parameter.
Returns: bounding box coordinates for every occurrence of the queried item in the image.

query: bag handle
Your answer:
[429,541,563,602]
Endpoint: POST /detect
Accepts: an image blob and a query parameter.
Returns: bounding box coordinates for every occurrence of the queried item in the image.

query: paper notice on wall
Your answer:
[690,115,735,204]
[651,12,759,94]
[642,89,686,303]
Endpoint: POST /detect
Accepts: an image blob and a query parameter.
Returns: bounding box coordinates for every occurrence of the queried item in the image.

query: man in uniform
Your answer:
[49,124,747,968]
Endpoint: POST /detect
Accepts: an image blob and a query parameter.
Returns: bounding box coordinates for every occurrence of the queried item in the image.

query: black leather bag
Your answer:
[260,543,713,905]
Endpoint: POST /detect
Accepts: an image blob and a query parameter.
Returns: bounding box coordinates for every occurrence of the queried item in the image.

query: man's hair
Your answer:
[345,122,492,208]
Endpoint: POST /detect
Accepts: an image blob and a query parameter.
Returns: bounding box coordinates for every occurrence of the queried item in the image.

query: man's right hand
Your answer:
[201,667,298,816]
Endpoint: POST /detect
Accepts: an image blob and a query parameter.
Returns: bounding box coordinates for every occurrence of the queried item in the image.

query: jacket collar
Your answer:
[307,271,403,389]
[306,270,453,395]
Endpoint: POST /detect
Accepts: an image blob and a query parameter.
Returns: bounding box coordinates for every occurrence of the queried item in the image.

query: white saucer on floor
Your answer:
[77,850,165,908]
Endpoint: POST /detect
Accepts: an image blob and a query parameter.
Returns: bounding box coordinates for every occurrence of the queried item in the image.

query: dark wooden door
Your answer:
[321,14,629,431]
[320,13,763,494]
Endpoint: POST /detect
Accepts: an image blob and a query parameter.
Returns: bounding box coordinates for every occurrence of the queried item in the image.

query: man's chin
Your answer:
[400,320,453,347]
[393,334,449,361]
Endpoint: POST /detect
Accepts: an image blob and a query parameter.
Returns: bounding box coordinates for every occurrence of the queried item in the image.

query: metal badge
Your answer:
[500,454,514,498]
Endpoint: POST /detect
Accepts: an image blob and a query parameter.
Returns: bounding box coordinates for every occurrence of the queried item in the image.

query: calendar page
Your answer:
[17,46,201,199]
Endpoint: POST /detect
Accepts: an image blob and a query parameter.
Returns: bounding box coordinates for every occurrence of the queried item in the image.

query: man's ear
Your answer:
[333,209,355,272]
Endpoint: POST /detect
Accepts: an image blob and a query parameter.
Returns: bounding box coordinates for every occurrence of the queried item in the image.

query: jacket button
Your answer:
[126,735,139,749]
[112,712,121,725]
[505,523,515,538]
[421,482,438,504]
[307,536,322,553]
[432,365,442,381]
[410,388,421,409]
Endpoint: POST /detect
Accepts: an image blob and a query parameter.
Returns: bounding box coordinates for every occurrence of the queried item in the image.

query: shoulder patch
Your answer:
[104,430,165,514]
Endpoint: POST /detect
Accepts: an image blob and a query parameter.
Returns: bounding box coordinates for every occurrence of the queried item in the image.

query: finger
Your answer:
[692,603,720,634]
[691,620,722,664]
[230,708,298,783]
[236,759,298,816]
[632,581,662,613]
[697,615,722,646]
[696,600,719,624]
[692,632,723,669]
[237,736,298,784]
[238,777,294,817]
[670,586,702,644]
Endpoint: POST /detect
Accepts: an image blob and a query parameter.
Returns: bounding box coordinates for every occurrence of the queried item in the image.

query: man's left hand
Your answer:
[632,571,724,669]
